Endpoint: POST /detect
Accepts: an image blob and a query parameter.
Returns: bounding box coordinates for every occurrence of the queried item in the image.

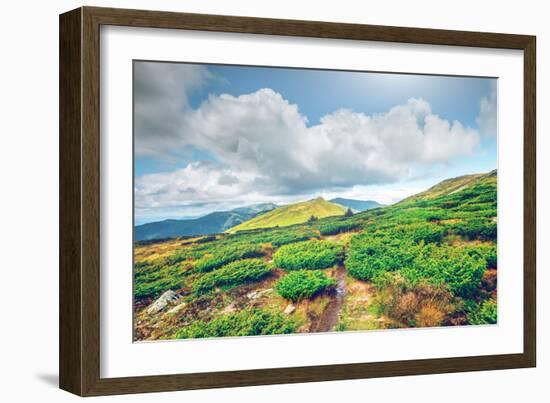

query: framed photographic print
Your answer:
[59,6,536,396]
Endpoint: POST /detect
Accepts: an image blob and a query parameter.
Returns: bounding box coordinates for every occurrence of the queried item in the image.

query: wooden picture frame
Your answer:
[59,6,536,396]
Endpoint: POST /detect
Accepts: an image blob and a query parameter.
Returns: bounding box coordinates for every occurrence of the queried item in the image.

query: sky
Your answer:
[134,61,497,225]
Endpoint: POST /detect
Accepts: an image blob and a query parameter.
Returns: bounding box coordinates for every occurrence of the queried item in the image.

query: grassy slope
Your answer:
[227,197,346,233]
[400,169,496,203]
[134,170,497,340]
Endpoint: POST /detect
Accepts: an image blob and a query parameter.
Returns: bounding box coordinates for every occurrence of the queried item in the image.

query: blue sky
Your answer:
[134,62,497,224]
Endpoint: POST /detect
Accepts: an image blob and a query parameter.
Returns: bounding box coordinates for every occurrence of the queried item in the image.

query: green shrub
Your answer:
[134,277,182,300]
[194,244,263,272]
[453,219,497,241]
[194,235,217,244]
[192,258,273,293]
[176,308,296,339]
[401,244,486,297]
[164,250,199,266]
[466,299,497,325]
[400,222,446,244]
[317,221,360,236]
[276,270,336,302]
[134,262,189,299]
[465,244,497,269]
[227,227,319,247]
[346,235,418,281]
[273,240,343,270]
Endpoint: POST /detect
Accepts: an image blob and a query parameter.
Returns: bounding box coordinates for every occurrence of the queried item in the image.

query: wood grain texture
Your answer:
[523,38,537,367]
[59,7,82,396]
[59,6,537,396]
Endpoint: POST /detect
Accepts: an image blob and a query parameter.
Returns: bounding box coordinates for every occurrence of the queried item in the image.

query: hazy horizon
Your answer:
[134,168,496,226]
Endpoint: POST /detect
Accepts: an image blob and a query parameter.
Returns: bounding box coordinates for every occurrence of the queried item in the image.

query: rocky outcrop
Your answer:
[146,290,180,314]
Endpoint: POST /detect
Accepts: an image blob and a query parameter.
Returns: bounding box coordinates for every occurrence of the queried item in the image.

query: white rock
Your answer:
[247,288,273,299]
[146,290,179,314]
[246,290,259,299]
[258,288,273,297]
[166,302,187,315]
[284,304,296,315]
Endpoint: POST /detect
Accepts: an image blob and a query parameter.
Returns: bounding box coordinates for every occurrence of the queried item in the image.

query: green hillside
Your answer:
[400,169,497,203]
[227,197,346,233]
[134,170,497,341]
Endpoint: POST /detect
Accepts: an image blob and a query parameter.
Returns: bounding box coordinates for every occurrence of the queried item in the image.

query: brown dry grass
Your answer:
[372,274,455,329]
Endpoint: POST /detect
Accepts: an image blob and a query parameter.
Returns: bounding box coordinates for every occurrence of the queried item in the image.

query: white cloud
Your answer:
[135,161,259,209]
[134,62,212,158]
[476,88,497,137]
[135,89,482,215]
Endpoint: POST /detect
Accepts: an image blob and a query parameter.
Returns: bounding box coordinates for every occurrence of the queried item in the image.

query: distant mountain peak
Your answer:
[329,198,384,212]
[134,202,277,241]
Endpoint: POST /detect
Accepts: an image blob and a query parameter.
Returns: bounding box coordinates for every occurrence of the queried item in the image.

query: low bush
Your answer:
[192,258,273,294]
[317,221,360,236]
[401,244,486,297]
[134,262,189,299]
[276,270,336,302]
[452,219,497,241]
[228,227,320,247]
[175,308,296,339]
[346,236,418,281]
[163,249,202,266]
[273,240,343,270]
[399,222,446,244]
[134,276,183,300]
[465,244,497,269]
[194,244,263,272]
[466,299,497,325]
[194,235,217,244]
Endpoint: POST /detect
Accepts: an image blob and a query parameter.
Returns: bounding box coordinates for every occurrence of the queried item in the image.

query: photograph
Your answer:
[132,61,498,341]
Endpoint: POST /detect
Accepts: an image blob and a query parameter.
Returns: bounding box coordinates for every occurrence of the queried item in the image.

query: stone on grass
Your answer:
[247,288,273,299]
[284,304,296,315]
[166,302,187,315]
[146,290,179,314]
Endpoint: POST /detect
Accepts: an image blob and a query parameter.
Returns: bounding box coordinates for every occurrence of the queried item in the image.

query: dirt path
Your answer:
[312,265,347,332]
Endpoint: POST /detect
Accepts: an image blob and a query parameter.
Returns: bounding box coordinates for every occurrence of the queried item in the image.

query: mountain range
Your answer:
[134,170,496,241]
[134,203,277,241]
[329,197,384,212]
[134,196,385,241]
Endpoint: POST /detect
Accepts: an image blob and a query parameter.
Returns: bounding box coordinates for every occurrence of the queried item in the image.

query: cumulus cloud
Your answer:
[134,62,212,157]
[135,88,482,214]
[135,161,258,209]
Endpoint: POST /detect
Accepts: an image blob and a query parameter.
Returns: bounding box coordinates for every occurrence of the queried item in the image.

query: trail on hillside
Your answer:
[312,265,347,332]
